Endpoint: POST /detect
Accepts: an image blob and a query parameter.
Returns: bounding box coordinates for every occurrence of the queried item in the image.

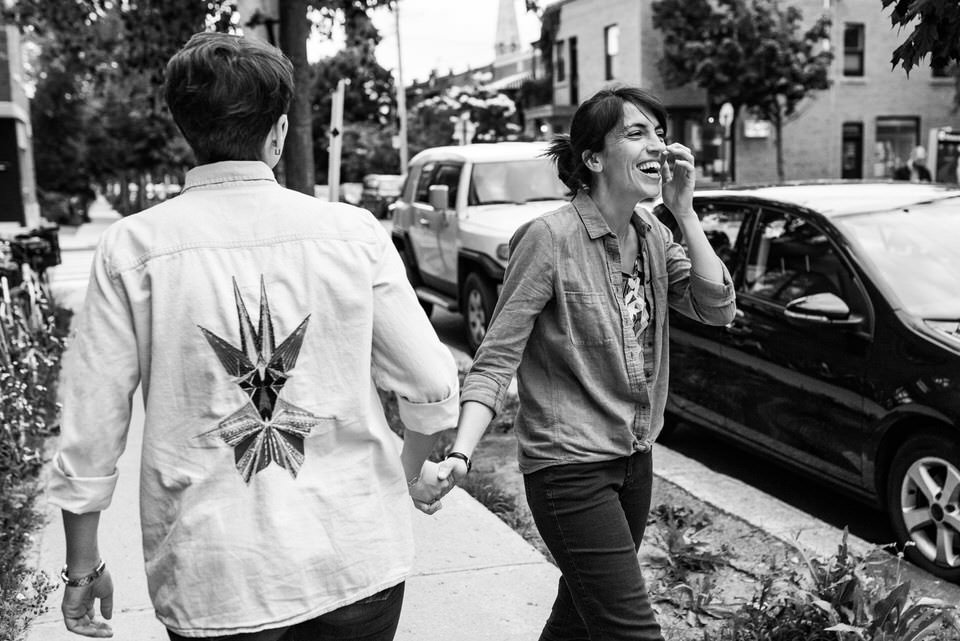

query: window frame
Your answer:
[843,23,865,77]
[604,24,619,81]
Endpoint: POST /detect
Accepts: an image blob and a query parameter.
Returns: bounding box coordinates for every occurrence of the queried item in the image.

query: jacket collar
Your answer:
[571,189,653,240]
[182,161,277,192]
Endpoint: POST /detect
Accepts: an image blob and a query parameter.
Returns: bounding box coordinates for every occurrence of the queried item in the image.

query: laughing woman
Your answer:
[439,85,737,640]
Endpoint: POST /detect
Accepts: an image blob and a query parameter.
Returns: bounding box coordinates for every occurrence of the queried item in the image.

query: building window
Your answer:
[874,116,919,178]
[604,24,619,80]
[841,122,863,179]
[569,37,579,104]
[932,60,955,78]
[555,40,566,82]
[843,23,864,77]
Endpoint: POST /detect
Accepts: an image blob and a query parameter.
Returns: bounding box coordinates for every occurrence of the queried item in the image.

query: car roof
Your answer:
[693,181,960,218]
[409,142,552,165]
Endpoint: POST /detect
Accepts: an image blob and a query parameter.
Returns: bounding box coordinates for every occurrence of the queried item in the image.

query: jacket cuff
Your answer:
[690,263,735,306]
[397,387,460,435]
[46,455,118,514]
[459,373,505,415]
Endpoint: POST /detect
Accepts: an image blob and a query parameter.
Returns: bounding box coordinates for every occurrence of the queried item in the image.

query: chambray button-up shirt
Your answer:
[49,161,459,636]
[461,190,736,474]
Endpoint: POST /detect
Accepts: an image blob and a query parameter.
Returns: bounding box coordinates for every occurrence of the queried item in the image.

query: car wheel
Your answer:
[463,272,495,353]
[886,432,960,581]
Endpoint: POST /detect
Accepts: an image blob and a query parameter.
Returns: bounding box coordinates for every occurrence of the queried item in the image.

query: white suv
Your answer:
[391,142,567,352]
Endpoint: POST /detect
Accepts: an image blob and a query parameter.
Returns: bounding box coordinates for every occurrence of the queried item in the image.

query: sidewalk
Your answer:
[56,196,123,252]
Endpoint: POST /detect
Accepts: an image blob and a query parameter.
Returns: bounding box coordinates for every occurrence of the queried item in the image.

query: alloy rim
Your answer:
[900,456,960,569]
[467,289,486,345]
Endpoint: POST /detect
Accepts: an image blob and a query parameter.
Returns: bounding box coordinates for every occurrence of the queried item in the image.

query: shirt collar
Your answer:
[572,190,653,240]
[182,161,278,192]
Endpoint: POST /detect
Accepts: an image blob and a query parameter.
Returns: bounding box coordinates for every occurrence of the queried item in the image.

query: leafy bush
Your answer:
[1,298,71,641]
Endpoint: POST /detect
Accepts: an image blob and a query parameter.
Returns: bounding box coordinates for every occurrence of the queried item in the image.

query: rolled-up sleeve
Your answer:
[370,223,459,435]
[461,217,555,414]
[48,233,140,514]
[663,226,736,326]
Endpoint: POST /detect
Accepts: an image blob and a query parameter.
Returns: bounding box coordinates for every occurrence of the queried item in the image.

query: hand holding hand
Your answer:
[436,456,469,487]
[62,569,114,638]
[408,461,454,515]
[659,143,697,219]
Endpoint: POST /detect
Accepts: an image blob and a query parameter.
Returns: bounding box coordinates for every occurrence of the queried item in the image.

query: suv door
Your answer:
[721,206,872,486]
[407,162,438,280]
[429,163,463,286]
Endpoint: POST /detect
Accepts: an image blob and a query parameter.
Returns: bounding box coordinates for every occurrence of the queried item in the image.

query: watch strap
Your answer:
[60,560,106,587]
[445,451,472,472]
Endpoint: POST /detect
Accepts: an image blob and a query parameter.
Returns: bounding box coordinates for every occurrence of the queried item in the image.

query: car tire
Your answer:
[463,272,496,354]
[886,431,960,581]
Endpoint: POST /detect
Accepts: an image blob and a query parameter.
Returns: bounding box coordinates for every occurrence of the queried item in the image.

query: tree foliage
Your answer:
[652,0,833,181]
[407,84,519,157]
[883,0,960,72]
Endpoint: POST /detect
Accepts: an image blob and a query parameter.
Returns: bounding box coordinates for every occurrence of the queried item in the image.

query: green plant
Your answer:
[648,504,729,585]
[706,530,960,641]
[0,569,57,641]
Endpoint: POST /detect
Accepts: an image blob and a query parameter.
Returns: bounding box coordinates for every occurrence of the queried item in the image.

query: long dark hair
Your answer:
[544,85,668,195]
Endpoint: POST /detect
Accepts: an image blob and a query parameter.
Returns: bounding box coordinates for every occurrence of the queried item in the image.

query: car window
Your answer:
[432,164,462,207]
[469,159,566,205]
[657,200,749,267]
[414,163,436,204]
[745,210,864,312]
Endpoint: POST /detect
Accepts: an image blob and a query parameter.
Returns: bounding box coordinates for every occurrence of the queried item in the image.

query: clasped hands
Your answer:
[407,457,469,515]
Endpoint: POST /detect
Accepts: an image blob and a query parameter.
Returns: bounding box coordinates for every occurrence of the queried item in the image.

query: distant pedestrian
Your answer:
[910,145,933,182]
[49,32,458,640]
[437,85,737,640]
[892,156,911,181]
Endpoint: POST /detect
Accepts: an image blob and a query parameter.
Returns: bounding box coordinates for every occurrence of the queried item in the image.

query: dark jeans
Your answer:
[524,451,663,641]
[166,583,404,641]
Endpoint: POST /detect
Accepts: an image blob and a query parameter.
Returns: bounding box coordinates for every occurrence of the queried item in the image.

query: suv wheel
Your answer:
[463,272,495,353]
[886,432,960,581]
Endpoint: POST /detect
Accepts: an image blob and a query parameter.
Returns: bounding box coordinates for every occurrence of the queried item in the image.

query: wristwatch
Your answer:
[445,451,472,473]
[60,560,106,587]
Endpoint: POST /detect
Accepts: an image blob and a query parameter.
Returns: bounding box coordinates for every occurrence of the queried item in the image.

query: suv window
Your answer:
[414,163,436,203]
[433,164,462,207]
[745,210,864,313]
[469,159,566,205]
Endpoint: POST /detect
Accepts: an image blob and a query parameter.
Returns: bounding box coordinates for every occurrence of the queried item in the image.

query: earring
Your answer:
[273,140,280,156]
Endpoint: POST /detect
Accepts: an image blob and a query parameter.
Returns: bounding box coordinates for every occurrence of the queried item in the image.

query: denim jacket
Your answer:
[461,190,736,473]
[48,161,459,635]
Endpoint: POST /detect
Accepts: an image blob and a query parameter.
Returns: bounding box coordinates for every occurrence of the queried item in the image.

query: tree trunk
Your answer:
[278,0,315,195]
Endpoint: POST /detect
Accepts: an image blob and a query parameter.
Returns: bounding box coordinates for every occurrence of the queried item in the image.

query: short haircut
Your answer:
[164,32,294,164]
[545,85,668,194]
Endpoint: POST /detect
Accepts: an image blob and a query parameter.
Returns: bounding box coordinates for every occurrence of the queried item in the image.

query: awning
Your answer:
[484,71,533,92]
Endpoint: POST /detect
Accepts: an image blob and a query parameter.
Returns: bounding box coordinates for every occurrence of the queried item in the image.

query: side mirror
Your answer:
[784,292,864,328]
[428,184,449,211]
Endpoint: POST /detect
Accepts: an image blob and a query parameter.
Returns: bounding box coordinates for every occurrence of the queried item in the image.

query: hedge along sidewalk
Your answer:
[24,383,561,641]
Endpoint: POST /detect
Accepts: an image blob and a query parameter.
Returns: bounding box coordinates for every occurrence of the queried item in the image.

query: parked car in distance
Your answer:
[391,142,567,351]
[655,181,960,582]
[359,173,405,219]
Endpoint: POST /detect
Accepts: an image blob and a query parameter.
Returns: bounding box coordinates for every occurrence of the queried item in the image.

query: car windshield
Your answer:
[836,198,960,319]
[471,159,567,205]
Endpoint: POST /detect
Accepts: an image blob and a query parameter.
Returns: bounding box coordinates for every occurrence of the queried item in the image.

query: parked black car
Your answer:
[656,181,960,582]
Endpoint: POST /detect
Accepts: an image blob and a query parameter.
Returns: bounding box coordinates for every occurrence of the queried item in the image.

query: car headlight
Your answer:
[496,244,510,261]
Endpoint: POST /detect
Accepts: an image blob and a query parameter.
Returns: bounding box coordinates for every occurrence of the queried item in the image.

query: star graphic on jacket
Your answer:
[197,276,319,483]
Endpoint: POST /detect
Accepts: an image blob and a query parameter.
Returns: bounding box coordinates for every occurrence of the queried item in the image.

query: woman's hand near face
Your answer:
[659,143,696,219]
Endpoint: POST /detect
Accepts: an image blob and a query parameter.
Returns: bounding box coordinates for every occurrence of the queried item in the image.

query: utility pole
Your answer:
[394,1,409,172]
[328,78,347,203]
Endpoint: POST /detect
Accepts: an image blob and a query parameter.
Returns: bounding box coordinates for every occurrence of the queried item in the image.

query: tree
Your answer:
[407,84,519,157]
[652,0,833,181]
[883,0,960,73]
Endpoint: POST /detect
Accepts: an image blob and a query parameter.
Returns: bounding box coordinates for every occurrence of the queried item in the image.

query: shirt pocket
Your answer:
[562,291,615,346]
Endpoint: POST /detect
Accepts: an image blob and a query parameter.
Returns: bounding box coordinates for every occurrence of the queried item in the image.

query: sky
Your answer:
[308,0,542,85]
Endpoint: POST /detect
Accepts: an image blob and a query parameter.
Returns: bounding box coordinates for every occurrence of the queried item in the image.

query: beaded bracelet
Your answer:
[60,560,106,587]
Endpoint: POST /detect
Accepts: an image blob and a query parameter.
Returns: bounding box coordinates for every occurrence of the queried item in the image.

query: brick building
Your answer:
[0,24,38,227]
[525,0,960,184]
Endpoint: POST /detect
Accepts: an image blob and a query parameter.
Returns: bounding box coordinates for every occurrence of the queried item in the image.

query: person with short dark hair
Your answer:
[50,32,458,640]
[438,85,737,640]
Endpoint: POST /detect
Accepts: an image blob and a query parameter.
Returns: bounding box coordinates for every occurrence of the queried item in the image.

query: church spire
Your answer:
[495,0,522,59]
